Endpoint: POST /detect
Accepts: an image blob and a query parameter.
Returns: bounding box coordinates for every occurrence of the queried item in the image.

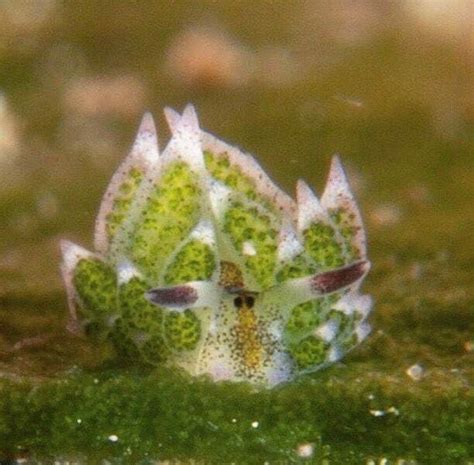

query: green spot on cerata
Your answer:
[285,300,322,340]
[128,162,201,280]
[73,258,117,318]
[119,276,164,332]
[164,309,201,351]
[329,207,361,261]
[303,223,344,269]
[276,254,316,282]
[106,167,144,242]
[140,334,171,364]
[108,317,142,360]
[329,309,354,333]
[164,239,216,285]
[204,151,257,200]
[288,335,329,370]
[224,201,278,289]
[328,309,359,351]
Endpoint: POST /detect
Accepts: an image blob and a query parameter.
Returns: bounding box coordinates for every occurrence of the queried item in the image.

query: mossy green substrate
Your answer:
[0,366,472,464]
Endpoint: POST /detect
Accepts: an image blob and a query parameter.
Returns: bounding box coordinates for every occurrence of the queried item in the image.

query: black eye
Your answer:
[234,296,243,308]
[245,295,255,308]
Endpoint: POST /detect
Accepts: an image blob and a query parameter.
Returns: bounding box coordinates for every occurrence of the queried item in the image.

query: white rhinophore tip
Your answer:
[321,154,352,208]
[132,111,160,166]
[161,104,205,172]
[164,106,181,133]
[296,179,326,232]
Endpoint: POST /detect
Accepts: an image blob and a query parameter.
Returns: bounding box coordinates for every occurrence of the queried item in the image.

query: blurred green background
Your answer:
[0,1,473,463]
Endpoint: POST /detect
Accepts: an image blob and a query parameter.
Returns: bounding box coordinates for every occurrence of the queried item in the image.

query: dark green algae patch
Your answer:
[0,362,472,464]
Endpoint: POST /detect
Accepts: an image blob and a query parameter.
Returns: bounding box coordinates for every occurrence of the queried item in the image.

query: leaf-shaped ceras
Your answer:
[61,105,372,387]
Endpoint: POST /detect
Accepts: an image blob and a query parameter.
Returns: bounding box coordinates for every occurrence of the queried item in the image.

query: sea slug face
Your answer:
[61,105,372,388]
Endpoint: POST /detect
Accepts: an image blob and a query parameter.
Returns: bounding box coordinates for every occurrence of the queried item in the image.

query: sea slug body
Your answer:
[61,105,372,388]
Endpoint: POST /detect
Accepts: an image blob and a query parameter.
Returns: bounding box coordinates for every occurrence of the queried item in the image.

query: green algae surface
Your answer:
[0,366,472,464]
[0,1,473,463]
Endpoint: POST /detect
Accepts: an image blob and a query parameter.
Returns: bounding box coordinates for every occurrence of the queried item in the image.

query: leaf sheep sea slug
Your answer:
[60,105,372,388]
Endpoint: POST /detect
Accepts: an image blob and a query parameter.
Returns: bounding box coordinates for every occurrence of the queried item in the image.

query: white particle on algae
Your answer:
[370,406,399,418]
[387,406,400,416]
[251,420,259,428]
[366,458,417,465]
[76,418,82,424]
[296,442,314,458]
[108,434,119,442]
[231,418,237,423]
[406,363,424,381]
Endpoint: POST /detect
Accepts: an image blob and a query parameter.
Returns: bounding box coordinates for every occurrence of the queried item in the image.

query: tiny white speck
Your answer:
[108,434,119,442]
[231,418,237,423]
[406,363,424,381]
[387,406,400,416]
[296,442,314,458]
[369,409,385,417]
[94,378,99,384]
[77,418,82,424]
[242,241,257,256]
[251,421,259,428]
